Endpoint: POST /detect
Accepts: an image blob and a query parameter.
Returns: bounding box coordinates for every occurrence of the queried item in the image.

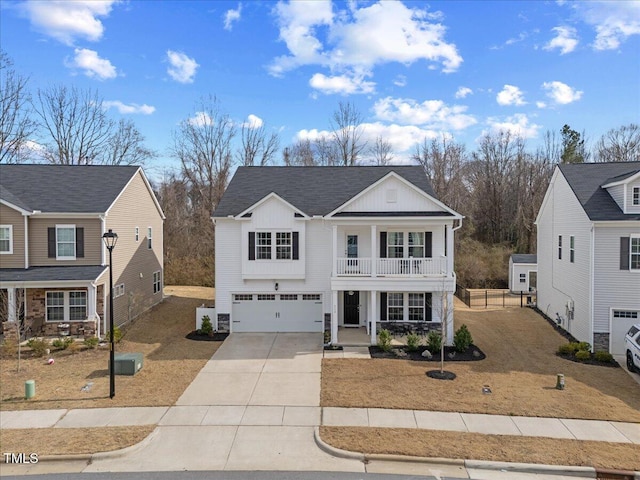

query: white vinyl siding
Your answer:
[0,225,12,254]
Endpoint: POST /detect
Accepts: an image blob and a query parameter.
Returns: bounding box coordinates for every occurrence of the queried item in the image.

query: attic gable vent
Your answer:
[386,189,397,203]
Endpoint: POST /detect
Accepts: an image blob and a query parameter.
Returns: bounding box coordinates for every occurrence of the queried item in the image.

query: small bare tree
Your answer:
[106,119,156,166]
[0,288,27,372]
[330,101,367,166]
[594,124,640,162]
[0,51,37,163]
[369,136,394,165]
[237,120,280,166]
[283,139,316,166]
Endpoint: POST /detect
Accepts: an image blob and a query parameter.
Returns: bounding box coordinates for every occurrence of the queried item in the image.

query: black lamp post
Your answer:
[102,229,118,399]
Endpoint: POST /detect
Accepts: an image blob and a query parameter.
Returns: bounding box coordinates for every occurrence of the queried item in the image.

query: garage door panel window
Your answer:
[303,294,321,300]
[280,294,298,300]
[613,310,638,319]
[257,294,275,301]
[234,294,253,301]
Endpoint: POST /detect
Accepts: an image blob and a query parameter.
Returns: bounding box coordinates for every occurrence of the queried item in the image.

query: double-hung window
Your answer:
[388,293,404,321]
[408,232,424,258]
[276,232,292,260]
[46,291,86,322]
[631,236,640,270]
[519,273,526,283]
[57,225,76,259]
[69,292,87,320]
[408,293,425,321]
[0,225,12,254]
[256,232,272,259]
[633,187,640,206]
[570,236,575,263]
[153,271,162,294]
[387,232,404,258]
[147,227,153,249]
[558,235,562,260]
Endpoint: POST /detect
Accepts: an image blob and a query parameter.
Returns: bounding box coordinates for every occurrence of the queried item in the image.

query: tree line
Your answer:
[2,51,638,287]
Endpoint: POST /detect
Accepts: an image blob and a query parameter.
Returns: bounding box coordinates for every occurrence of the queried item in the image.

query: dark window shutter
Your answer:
[380,292,387,321]
[425,293,433,321]
[425,232,432,258]
[444,228,447,257]
[620,237,630,270]
[248,232,255,261]
[380,232,387,258]
[76,227,84,258]
[292,232,299,260]
[48,228,56,258]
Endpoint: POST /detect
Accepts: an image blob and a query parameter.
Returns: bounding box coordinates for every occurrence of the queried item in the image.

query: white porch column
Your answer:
[446,224,454,276]
[370,290,377,344]
[7,288,16,323]
[370,224,377,277]
[331,290,339,344]
[332,225,338,277]
[88,284,97,320]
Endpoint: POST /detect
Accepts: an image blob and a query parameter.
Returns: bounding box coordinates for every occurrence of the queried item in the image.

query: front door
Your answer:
[344,291,360,326]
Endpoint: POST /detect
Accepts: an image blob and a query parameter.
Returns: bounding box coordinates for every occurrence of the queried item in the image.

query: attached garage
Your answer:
[609,310,639,355]
[231,293,323,332]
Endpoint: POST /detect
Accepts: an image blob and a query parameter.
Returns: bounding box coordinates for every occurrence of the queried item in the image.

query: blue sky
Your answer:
[2,0,639,177]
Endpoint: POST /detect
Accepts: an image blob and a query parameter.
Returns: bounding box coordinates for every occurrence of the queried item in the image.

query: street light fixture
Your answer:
[102,229,118,399]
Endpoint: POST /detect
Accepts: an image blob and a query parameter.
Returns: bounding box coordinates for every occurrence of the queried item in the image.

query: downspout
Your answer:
[100,215,106,266]
[590,223,595,352]
[24,214,29,269]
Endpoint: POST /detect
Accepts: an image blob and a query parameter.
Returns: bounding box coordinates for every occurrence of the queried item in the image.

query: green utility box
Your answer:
[113,353,143,375]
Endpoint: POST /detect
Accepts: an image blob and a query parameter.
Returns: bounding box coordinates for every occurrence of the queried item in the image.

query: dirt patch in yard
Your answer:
[1,286,220,411]
[0,426,154,456]
[320,427,640,471]
[322,306,640,421]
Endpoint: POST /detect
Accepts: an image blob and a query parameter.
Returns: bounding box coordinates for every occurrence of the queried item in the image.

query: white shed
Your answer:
[509,254,537,293]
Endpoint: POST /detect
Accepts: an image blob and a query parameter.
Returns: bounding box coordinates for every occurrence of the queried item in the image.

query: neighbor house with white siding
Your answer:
[535,162,640,355]
[213,166,462,345]
[0,164,165,339]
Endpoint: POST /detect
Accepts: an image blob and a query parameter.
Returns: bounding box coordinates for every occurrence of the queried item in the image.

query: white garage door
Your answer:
[231,293,323,332]
[610,310,639,355]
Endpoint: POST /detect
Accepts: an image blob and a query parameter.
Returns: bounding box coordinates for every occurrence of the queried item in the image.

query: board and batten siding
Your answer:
[0,204,25,268]
[29,217,102,266]
[593,225,640,333]
[536,170,592,345]
[341,175,446,213]
[105,170,164,326]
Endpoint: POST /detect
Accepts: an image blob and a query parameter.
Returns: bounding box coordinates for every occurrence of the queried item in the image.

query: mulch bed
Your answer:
[369,344,485,362]
[185,331,229,342]
[555,352,620,368]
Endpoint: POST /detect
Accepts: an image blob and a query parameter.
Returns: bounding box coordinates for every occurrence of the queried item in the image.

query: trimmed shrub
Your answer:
[199,315,214,336]
[453,324,473,352]
[378,329,392,352]
[594,351,614,363]
[558,343,578,355]
[575,350,591,361]
[26,338,49,357]
[104,326,123,343]
[84,337,99,349]
[576,341,591,352]
[52,337,74,350]
[426,330,442,353]
[406,333,420,352]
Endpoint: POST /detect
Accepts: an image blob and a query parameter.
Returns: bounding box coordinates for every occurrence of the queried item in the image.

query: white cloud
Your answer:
[485,114,541,139]
[243,114,264,128]
[19,0,119,45]
[66,48,117,80]
[224,3,242,31]
[187,111,213,127]
[544,26,578,54]
[309,72,375,95]
[536,101,547,109]
[103,100,155,115]
[455,86,472,99]
[496,85,526,106]
[373,97,476,131]
[269,1,462,77]
[166,50,199,83]
[572,1,640,50]
[393,75,407,87]
[542,81,583,104]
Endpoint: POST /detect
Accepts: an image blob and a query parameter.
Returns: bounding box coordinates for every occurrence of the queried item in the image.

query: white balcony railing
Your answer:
[335,257,447,277]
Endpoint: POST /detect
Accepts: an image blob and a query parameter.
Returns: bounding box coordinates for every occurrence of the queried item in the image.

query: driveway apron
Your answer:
[85,333,362,473]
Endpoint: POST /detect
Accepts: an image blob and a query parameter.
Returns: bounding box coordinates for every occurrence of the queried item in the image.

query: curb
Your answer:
[466,459,597,478]
[313,427,365,461]
[90,426,159,461]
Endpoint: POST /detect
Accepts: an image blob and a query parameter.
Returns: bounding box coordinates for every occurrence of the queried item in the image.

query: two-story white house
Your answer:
[535,162,640,355]
[213,166,462,345]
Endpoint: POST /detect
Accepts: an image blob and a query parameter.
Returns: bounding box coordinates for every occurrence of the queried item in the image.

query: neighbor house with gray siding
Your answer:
[0,164,164,339]
[213,166,462,345]
[535,162,640,355]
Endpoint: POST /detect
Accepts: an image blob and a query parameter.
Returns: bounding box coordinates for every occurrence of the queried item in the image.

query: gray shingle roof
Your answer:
[559,162,640,221]
[0,265,107,283]
[0,164,140,213]
[213,166,438,217]
[511,254,537,264]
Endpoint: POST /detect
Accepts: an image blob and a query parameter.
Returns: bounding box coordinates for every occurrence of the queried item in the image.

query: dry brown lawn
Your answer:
[0,286,219,411]
[0,286,220,456]
[320,427,640,471]
[321,304,640,469]
[322,305,640,422]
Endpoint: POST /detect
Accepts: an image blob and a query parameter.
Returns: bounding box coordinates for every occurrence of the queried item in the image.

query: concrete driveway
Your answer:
[85,333,364,473]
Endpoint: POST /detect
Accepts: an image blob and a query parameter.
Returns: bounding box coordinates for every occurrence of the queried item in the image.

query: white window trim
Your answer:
[570,235,575,263]
[408,293,425,322]
[276,232,292,260]
[630,234,640,271]
[45,290,87,322]
[0,225,13,254]
[254,230,295,262]
[387,292,431,322]
[387,292,404,321]
[135,226,139,242]
[147,227,152,250]
[56,224,76,260]
[632,186,640,206]
[153,270,162,294]
[114,283,125,298]
[387,231,427,259]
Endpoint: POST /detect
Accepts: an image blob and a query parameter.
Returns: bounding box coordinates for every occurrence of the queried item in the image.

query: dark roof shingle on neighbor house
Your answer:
[0,164,140,213]
[213,166,438,217]
[0,265,107,283]
[559,162,640,221]
[511,254,537,264]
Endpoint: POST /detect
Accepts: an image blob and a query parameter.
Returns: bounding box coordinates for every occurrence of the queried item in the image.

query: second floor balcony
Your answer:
[335,256,448,277]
